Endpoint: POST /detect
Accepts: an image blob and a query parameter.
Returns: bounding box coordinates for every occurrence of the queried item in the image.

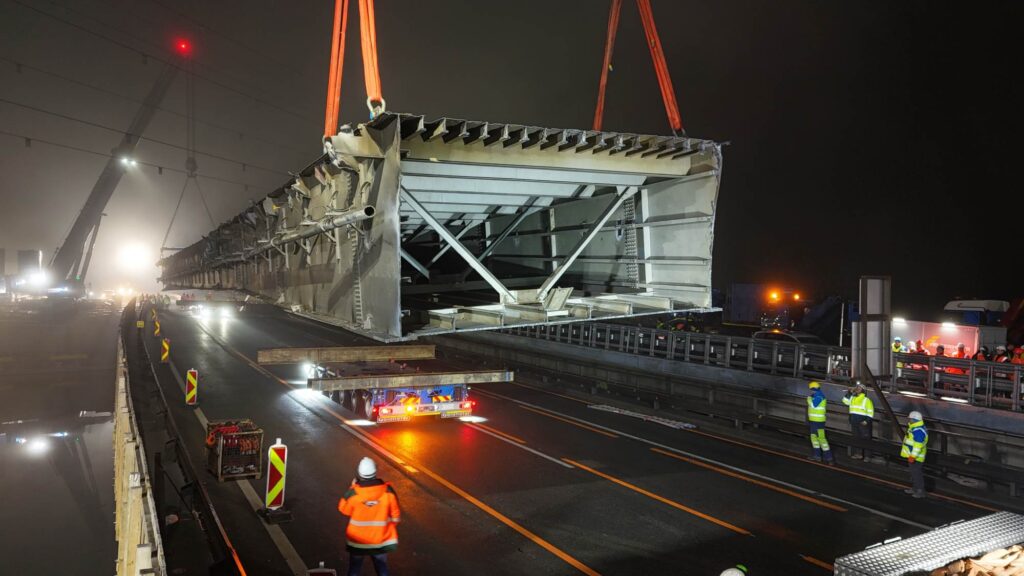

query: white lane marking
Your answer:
[236,479,308,576]
[464,423,574,469]
[151,329,307,575]
[168,361,208,428]
[475,388,934,531]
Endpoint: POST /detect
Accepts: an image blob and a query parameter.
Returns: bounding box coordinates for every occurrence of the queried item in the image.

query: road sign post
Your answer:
[260,438,292,524]
[186,368,198,406]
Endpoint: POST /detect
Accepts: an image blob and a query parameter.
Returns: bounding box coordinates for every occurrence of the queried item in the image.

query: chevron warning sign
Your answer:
[160,338,170,363]
[265,439,287,510]
[153,319,161,337]
[185,369,198,406]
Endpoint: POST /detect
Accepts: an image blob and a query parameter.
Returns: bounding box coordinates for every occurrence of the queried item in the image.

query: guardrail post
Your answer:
[683,333,691,362]
[746,340,754,371]
[926,358,935,398]
[770,342,779,375]
[703,334,711,364]
[1014,367,1021,412]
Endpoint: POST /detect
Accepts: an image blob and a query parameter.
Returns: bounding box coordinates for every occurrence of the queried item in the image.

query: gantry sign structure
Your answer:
[158,113,722,341]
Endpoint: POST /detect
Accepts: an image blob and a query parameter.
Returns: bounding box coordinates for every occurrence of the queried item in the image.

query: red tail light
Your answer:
[379,407,390,415]
[460,401,473,410]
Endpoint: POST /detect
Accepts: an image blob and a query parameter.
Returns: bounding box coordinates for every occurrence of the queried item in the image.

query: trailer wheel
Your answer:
[343,390,353,410]
[330,391,341,404]
[363,394,375,420]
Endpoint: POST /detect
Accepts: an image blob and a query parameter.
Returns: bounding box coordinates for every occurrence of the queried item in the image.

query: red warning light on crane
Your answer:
[175,38,192,56]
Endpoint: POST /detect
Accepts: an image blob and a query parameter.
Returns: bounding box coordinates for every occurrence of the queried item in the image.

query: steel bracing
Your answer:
[158,113,722,341]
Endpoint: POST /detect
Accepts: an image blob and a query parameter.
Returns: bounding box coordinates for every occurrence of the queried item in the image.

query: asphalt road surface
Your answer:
[136,302,995,575]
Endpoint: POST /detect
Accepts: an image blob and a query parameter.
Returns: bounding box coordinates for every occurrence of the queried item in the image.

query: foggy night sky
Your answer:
[0,1,1019,319]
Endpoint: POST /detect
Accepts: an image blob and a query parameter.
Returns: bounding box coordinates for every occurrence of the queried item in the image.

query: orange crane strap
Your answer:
[592,0,684,135]
[324,0,350,137]
[592,0,622,132]
[635,0,683,134]
[359,0,384,114]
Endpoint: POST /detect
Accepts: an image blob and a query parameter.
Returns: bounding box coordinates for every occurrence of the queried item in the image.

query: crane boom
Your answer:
[49,62,179,287]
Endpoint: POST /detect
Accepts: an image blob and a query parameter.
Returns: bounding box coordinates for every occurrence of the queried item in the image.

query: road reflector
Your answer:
[186,368,198,406]
[135,320,144,329]
[161,338,170,363]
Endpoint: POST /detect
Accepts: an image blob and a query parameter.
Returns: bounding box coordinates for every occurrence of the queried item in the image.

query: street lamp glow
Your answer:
[117,243,152,272]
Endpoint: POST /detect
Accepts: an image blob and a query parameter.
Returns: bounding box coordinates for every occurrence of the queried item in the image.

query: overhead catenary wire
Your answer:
[0,55,312,156]
[0,127,265,192]
[41,0,320,121]
[3,0,320,128]
[0,96,290,176]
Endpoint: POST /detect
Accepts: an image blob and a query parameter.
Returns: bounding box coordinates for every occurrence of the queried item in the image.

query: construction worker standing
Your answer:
[842,383,875,460]
[339,457,400,576]
[900,411,929,498]
[807,381,834,464]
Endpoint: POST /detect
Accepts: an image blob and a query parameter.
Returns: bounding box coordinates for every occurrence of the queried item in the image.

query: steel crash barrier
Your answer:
[505,322,853,383]
[892,353,1023,411]
[114,335,167,575]
[505,323,1024,413]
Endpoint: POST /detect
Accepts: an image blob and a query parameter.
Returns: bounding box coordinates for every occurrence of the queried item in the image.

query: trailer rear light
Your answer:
[460,401,473,410]
[406,405,415,413]
[379,407,391,415]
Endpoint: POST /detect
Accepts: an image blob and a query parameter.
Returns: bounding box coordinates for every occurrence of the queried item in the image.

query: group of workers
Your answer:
[806,380,929,498]
[892,336,1024,364]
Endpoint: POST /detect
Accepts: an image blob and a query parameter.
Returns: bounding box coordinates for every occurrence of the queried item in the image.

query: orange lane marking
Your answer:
[651,448,847,513]
[474,422,527,444]
[184,323,600,576]
[344,424,600,576]
[684,428,997,512]
[564,458,751,536]
[519,405,619,438]
[508,381,592,404]
[800,555,834,571]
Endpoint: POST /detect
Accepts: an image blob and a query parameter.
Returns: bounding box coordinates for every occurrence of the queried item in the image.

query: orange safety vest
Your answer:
[339,481,400,553]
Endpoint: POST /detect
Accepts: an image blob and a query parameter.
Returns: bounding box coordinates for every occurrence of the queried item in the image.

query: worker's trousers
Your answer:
[348,553,388,576]
[808,421,833,462]
[909,461,925,494]
[850,416,873,458]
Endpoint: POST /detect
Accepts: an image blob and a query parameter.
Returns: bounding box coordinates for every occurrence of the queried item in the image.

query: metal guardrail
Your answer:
[114,334,166,575]
[504,322,1024,413]
[504,321,852,381]
[892,353,1023,412]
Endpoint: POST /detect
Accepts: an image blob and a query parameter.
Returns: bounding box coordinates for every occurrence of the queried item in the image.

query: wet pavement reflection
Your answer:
[0,298,120,574]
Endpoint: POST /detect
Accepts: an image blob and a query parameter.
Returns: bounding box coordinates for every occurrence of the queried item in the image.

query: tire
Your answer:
[343,390,353,410]
[330,391,341,404]
[363,393,375,420]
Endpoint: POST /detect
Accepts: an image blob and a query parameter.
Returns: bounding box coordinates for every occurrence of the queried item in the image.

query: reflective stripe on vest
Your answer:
[899,421,928,462]
[807,395,826,422]
[849,394,874,418]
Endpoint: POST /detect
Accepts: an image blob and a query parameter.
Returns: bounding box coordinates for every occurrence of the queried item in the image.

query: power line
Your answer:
[0,55,313,155]
[0,127,268,192]
[4,0,320,128]
[141,0,311,82]
[0,96,291,176]
[45,0,321,120]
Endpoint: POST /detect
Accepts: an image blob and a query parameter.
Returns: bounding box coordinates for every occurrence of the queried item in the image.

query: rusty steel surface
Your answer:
[309,369,514,392]
[257,344,436,364]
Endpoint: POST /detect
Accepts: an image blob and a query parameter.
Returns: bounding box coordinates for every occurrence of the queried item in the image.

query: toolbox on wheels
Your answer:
[205,419,263,482]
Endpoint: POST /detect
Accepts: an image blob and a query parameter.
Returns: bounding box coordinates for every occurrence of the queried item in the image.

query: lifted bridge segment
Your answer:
[158,113,722,341]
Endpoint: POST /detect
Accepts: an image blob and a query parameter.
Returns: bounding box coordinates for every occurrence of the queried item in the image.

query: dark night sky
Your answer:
[1,1,1019,319]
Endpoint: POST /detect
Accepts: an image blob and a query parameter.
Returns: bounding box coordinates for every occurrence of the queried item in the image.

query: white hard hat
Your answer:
[997,345,1007,352]
[357,457,377,479]
[720,569,747,576]
[908,411,923,421]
